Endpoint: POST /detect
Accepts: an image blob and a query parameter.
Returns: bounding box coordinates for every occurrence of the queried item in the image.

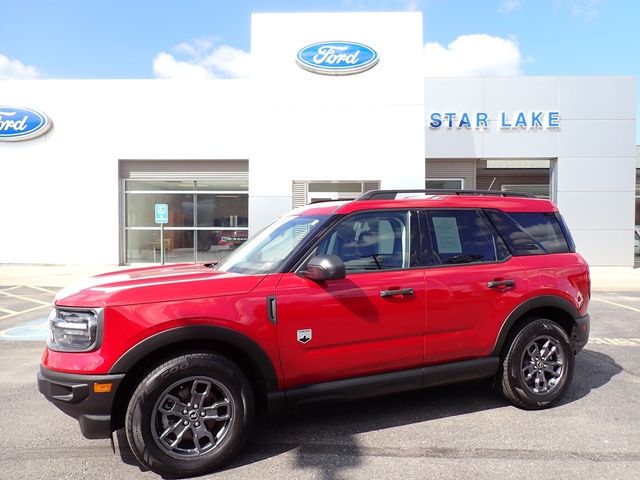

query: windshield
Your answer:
[216,215,330,275]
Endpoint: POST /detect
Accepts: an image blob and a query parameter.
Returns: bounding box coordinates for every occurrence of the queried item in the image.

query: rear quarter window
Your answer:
[487,210,572,255]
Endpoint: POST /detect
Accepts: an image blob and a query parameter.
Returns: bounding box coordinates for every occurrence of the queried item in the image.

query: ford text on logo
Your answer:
[0,107,52,142]
[296,41,379,75]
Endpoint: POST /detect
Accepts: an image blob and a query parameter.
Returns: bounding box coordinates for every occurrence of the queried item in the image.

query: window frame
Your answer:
[121,178,250,264]
[420,208,511,268]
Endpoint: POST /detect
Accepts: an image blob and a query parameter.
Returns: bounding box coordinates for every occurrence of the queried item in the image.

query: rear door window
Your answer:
[425,210,509,265]
[486,210,571,255]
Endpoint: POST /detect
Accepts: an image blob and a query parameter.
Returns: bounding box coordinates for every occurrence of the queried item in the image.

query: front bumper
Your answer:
[37,366,124,439]
[571,313,590,353]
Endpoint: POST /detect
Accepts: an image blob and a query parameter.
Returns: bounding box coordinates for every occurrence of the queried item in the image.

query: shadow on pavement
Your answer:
[559,348,623,405]
[117,348,621,479]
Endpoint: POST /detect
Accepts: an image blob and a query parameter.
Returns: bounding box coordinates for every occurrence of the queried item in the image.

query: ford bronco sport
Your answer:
[38,189,590,477]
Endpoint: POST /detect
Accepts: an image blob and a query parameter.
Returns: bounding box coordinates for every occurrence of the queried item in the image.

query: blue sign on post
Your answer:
[155,204,169,224]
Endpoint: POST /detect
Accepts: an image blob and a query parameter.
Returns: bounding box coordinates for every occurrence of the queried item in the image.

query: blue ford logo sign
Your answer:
[296,41,379,75]
[0,106,52,142]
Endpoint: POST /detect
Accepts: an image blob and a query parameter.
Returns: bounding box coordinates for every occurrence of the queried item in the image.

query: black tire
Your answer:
[500,318,574,410]
[125,353,254,478]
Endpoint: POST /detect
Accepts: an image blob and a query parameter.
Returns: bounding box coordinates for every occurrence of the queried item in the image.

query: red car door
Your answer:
[275,210,425,388]
[422,209,531,364]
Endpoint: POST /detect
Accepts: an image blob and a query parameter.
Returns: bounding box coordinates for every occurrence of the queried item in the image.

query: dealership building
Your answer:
[0,12,637,266]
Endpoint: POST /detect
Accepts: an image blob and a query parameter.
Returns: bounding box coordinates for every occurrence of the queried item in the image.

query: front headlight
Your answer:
[48,308,102,352]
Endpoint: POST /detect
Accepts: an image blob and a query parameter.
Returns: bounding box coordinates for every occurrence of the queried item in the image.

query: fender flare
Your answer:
[490,295,580,356]
[108,325,279,393]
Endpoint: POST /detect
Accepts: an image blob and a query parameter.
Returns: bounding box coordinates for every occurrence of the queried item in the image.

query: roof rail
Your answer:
[308,198,352,204]
[355,189,537,200]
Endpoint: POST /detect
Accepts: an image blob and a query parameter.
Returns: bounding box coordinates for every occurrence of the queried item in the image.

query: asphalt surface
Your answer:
[1,286,639,479]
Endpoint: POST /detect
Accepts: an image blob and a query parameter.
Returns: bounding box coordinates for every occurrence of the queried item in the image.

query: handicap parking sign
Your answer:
[155,204,169,224]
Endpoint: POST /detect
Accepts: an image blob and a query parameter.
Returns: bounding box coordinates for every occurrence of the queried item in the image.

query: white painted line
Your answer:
[0,290,51,306]
[588,337,640,346]
[24,285,58,294]
[0,286,22,293]
[0,307,16,315]
[0,304,50,320]
[591,298,640,314]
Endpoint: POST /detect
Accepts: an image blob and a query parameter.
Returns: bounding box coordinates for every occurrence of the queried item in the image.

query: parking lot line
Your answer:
[589,337,640,346]
[0,305,50,321]
[0,290,51,306]
[25,285,58,294]
[592,297,640,313]
[0,286,21,293]
[0,307,17,315]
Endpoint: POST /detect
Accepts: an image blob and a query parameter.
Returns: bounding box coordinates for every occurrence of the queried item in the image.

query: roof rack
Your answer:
[308,198,352,204]
[355,189,537,200]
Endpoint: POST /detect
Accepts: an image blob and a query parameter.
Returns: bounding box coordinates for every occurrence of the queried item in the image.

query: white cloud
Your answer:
[499,0,523,13]
[571,0,600,21]
[153,39,251,80]
[0,53,41,80]
[400,0,421,10]
[552,0,601,21]
[424,34,522,77]
[341,0,422,11]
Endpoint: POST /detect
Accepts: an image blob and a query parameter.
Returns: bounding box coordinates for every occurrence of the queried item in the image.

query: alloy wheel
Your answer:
[151,376,234,458]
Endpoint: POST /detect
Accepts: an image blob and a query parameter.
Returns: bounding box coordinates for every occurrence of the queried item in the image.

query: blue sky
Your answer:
[1,0,638,139]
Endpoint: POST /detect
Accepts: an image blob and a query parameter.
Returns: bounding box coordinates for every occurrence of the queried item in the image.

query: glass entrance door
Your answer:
[123,179,248,264]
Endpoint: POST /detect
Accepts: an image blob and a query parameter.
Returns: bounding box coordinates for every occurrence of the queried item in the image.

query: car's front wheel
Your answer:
[500,318,575,409]
[125,353,254,478]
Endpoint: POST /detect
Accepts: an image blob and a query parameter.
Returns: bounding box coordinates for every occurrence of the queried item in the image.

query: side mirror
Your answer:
[298,255,346,281]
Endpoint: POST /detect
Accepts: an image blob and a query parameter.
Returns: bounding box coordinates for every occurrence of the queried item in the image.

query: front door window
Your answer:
[316,210,417,271]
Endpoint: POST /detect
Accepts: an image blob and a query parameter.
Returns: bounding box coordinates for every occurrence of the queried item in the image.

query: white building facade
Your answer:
[0,12,636,266]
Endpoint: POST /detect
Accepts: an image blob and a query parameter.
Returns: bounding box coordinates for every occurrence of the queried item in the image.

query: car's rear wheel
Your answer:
[500,318,574,409]
[125,353,254,478]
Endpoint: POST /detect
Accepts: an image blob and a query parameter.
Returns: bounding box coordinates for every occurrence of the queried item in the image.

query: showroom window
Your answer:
[121,161,248,264]
[292,180,380,208]
[635,184,639,227]
[501,184,550,199]
[425,178,464,190]
[635,184,639,261]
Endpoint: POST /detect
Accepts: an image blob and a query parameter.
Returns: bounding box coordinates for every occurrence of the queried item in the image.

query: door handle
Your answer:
[487,280,516,289]
[380,288,415,297]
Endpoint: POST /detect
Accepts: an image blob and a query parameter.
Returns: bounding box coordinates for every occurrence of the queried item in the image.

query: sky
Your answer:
[1,0,638,140]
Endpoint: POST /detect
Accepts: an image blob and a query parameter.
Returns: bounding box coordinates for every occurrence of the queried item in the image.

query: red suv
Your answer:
[38,190,590,477]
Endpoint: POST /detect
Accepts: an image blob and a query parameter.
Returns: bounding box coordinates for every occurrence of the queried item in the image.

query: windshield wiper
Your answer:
[444,254,484,264]
[361,254,382,269]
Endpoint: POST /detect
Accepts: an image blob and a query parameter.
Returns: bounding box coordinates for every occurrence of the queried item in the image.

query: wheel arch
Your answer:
[491,295,580,357]
[108,325,280,432]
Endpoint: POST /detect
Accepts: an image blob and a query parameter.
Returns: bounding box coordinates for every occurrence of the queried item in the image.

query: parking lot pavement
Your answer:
[0,286,56,344]
[0,290,639,479]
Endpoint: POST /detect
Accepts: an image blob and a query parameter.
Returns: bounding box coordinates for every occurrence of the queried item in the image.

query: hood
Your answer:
[54,263,266,308]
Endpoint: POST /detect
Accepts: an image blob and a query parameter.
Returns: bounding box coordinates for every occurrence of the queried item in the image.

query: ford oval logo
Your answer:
[296,41,379,75]
[0,106,52,142]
